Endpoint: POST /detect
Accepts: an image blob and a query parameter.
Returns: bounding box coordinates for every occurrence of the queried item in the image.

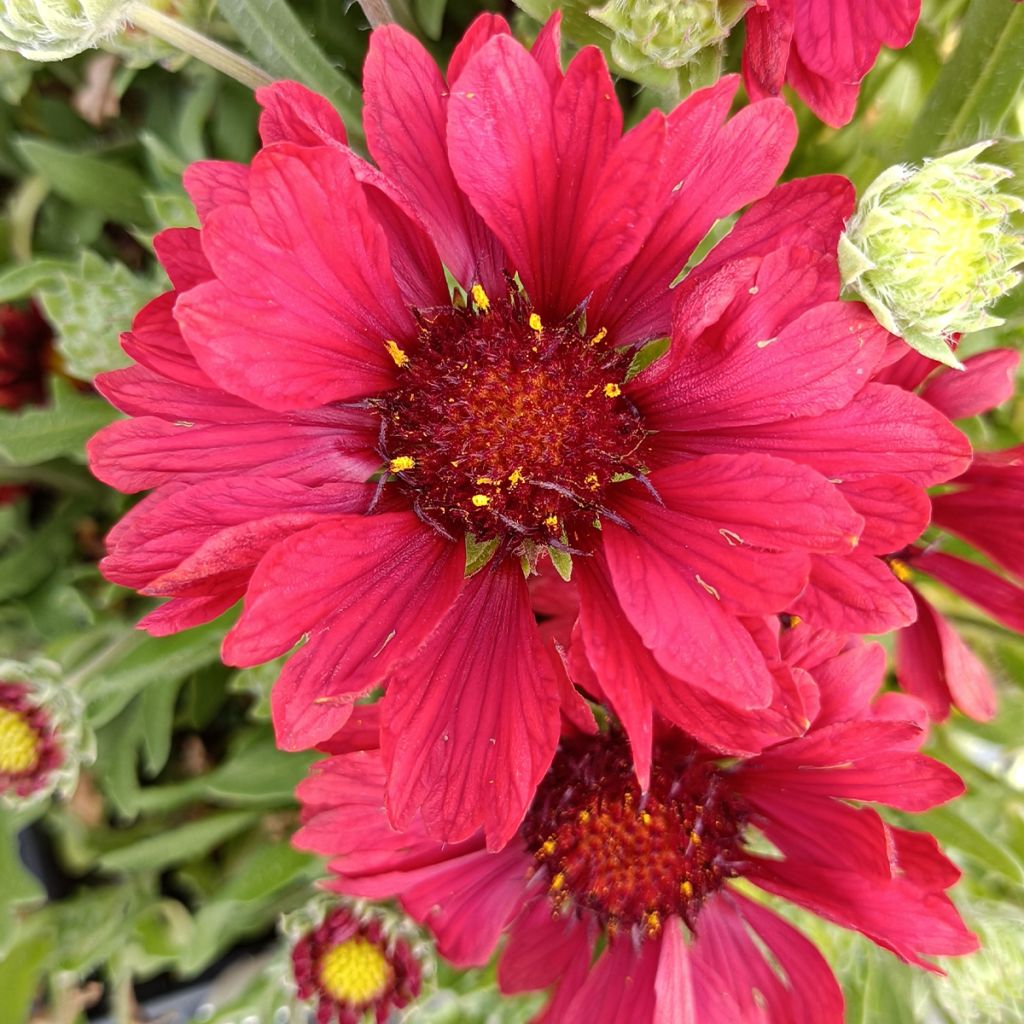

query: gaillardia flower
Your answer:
[743,0,921,126]
[289,903,423,1024]
[89,15,969,847]
[295,630,977,1022]
[0,659,86,805]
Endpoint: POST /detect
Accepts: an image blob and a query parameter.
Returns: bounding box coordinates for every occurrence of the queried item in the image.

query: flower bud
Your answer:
[839,142,1024,367]
[589,0,751,74]
[285,900,426,1024]
[0,659,90,807]
[0,0,136,61]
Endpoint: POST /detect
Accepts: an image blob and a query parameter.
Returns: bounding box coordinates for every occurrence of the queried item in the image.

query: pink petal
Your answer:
[499,896,592,994]
[742,0,795,98]
[382,562,561,849]
[920,349,1020,420]
[120,292,211,388]
[178,143,412,411]
[792,553,918,634]
[673,383,971,486]
[836,475,930,554]
[560,936,660,1024]
[640,299,886,434]
[895,593,996,722]
[222,513,465,749]
[784,45,861,127]
[137,592,238,635]
[530,13,565,92]
[909,550,1024,632]
[447,12,512,84]
[793,0,920,83]
[182,160,249,222]
[153,228,212,291]
[653,918,696,1024]
[255,80,347,146]
[363,25,505,293]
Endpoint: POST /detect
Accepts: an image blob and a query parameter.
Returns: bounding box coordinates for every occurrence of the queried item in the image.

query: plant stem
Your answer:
[126,2,274,90]
[357,0,417,31]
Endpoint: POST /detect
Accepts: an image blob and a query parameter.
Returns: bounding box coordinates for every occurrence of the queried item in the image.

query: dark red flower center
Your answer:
[521,732,748,938]
[374,286,648,550]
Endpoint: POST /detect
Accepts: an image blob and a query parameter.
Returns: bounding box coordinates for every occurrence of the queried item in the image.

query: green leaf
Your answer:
[216,0,365,146]
[36,251,165,381]
[918,804,1024,884]
[83,621,227,728]
[0,809,45,957]
[0,927,51,1023]
[97,810,259,873]
[14,138,151,225]
[0,257,72,303]
[0,377,118,466]
[200,734,318,805]
[414,0,448,39]
[902,0,1024,161]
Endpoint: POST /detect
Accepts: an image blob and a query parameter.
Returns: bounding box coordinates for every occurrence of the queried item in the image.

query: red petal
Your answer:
[153,228,211,291]
[383,562,561,849]
[742,0,795,98]
[920,348,1020,420]
[222,513,465,749]
[255,80,347,146]
[909,549,1024,632]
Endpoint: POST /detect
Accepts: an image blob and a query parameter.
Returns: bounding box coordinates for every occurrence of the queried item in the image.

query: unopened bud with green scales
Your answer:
[839,142,1024,368]
[514,0,753,93]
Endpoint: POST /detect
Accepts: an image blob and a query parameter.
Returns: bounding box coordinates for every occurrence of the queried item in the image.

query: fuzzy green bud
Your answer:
[839,142,1024,368]
[589,0,751,73]
[0,0,137,61]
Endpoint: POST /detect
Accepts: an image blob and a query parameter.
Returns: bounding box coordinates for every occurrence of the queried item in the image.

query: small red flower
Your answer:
[0,681,65,801]
[743,0,921,126]
[296,629,976,1023]
[88,15,968,848]
[291,906,422,1024]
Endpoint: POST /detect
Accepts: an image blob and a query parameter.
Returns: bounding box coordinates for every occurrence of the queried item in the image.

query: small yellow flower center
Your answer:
[318,937,393,1006]
[0,706,40,776]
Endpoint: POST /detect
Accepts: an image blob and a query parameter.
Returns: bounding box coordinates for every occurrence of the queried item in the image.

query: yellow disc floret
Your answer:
[0,706,40,776]
[318,937,393,1006]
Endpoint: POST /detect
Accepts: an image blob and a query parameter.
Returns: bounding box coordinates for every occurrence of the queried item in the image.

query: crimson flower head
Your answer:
[88,14,968,848]
[296,628,977,1023]
[743,0,921,126]
[290,904,422,1024]
[0,302,50,411]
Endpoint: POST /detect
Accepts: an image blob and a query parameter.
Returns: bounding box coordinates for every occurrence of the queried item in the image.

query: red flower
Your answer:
[88,16,968,848]
[295,630,976,1023]
[290,906,422,1024]
[743,0,921,126]
[0,303,50,411]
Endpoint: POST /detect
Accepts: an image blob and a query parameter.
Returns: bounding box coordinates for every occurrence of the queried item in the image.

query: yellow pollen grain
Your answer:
[787,615,802,628]
[680,880,694,898]
[645,912,661,936]
[0,706,40,775]
[471,284,491,312]
[550,872,566,893]
[578,809,591,824]
[584,473,600,491]
[471,494,491,507]
[318,937,392,1006]
[641,811,652,826]
[590,327,608,346]
[603,383,622,398]
[475,476,499,486]
[389,456,415,473]
[544,515,559,530]
[540,839,557,856]
[508,468,524,488]
[384,339,409,368]
[690,830,702,846]
[529,313,543,333]
[889,559,913,582]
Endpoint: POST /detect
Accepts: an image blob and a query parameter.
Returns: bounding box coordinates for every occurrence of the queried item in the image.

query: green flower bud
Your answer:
[0,0,136,61]
[839,142,1024,368]
[589,0,751,73]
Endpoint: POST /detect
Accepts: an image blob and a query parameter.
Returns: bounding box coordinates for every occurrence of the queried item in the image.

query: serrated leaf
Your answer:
[465,533,499,577]
[0,377,118,466]
[36,251,164,381]
[97,810,259,873]
[15,138,151,225]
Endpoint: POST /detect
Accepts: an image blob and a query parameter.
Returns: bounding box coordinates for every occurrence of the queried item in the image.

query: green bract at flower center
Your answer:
[521,732,748,940]
[374,285,649,553]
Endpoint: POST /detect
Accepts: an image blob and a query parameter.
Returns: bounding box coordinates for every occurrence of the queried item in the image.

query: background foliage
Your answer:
[0,0,1022,1021]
